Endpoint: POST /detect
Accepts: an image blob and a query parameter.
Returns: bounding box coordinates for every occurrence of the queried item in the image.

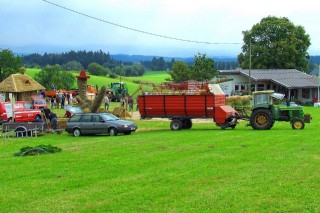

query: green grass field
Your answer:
[0,106,319,212]
[1,69,319,211]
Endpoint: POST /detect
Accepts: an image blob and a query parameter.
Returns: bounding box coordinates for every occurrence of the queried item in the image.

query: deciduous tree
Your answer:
[167,61,190,82]
[191,53,217,82]
[87,62,108,76]
[238,16,311,72]
[0,49,23,82]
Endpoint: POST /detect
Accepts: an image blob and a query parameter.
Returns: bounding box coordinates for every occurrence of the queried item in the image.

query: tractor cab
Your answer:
[252,90,285,107]
[109,82,129,102]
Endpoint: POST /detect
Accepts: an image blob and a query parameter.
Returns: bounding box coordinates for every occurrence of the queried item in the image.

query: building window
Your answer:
[257,84,264,91]
[266,84,271,90]
[302,89,310,99]
[235,84,246,91]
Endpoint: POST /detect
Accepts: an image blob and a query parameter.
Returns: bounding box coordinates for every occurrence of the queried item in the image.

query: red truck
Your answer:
[0,101,42,124]
[138,94,239,130]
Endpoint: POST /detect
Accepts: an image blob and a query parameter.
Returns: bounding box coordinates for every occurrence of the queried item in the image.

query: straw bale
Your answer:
[58,118,68,129]
[125,112,132,118]
[113,107,125,118]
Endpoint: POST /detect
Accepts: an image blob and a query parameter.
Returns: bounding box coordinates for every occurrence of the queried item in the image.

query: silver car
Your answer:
[65,113,137,137]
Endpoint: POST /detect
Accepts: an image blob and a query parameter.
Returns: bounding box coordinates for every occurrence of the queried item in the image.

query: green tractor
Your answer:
[109,82,128,102]
[247,90,311,130]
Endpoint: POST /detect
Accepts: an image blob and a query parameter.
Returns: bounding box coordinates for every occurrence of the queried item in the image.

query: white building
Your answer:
[218,69,319,105]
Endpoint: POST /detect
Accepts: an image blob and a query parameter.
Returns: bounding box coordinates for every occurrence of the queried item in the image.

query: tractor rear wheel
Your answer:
[291,118,305,129]
[170,119,182,130]
[250,109,274,130]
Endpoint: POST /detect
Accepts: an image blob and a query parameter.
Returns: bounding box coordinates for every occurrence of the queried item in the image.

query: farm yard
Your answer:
[0,69,319,212]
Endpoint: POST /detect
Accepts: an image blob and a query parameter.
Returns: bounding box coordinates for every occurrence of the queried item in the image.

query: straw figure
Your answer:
[75,69,107,113]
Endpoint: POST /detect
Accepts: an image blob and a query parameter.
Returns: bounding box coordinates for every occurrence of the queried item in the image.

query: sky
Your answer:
[1,0,320,58]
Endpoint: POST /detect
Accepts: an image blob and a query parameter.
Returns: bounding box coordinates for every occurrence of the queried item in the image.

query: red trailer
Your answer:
[138,94,240,130]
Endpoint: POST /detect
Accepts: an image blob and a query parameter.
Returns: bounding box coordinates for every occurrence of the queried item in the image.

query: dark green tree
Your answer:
[190,53,217,81]
[0,49,23,82]
[238,16,311,72]
[167,61,190,82]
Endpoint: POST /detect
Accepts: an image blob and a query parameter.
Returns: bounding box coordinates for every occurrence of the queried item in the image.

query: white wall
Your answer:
[218,74,248,96]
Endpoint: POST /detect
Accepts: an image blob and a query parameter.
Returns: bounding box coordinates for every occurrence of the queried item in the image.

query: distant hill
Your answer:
[110,54,237,63]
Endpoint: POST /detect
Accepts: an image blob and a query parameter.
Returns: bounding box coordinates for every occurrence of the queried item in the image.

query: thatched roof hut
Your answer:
[0,74,45,101]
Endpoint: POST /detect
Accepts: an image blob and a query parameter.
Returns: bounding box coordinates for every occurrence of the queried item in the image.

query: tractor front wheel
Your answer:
[250,109,274,130]
[291,118,305,130]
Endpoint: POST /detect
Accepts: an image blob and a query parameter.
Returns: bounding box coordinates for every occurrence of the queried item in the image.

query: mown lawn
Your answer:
[0,107,319,211]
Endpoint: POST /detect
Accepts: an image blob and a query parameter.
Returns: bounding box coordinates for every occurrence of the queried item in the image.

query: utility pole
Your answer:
[120,62,123,83]
[249,38,252,95]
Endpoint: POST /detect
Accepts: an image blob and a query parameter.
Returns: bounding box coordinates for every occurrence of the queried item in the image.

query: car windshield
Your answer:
[101,113,120,121]
[65,106,82,114]
[35,99,46,104]
[24,102,33,109]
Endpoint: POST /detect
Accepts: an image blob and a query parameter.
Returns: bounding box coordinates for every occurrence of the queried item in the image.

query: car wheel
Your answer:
[35,115,42,121]
[73,128,81,137]
[109,127,118,136]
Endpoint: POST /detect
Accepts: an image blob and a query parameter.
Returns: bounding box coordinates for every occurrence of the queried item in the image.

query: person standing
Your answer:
[69,92,73,105]
[57,90,62,109]
[104,94,110,110]
[50,96,55,109]
[61,93,65,109]
[128,96,133,111]
[66,93,70,105]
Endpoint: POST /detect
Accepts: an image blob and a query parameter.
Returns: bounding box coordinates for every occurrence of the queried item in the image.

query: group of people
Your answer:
[50,91,74,109]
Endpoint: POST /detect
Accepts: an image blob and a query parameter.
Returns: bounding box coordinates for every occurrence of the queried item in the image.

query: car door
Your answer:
[79,114,94,134]
[91,114,108,134]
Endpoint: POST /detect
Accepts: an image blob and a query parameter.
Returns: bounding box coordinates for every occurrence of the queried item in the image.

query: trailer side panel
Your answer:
[138,94,227,119]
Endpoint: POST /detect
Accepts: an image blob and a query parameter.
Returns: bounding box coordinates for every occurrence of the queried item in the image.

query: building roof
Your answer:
[219,69,319,89]
[0,73,45,92]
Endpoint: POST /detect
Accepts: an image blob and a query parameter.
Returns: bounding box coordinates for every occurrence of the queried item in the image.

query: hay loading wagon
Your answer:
[138,94,240,130]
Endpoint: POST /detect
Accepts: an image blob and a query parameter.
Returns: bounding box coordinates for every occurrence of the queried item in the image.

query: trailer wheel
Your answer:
[250,109,274,130]
[170,119,182,130]
[15,127,28,137]
[291,118,305,130]
[182,119,192,129]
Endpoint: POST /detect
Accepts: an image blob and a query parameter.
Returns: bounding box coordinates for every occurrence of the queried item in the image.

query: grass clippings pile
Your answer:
[14,144,62,156]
